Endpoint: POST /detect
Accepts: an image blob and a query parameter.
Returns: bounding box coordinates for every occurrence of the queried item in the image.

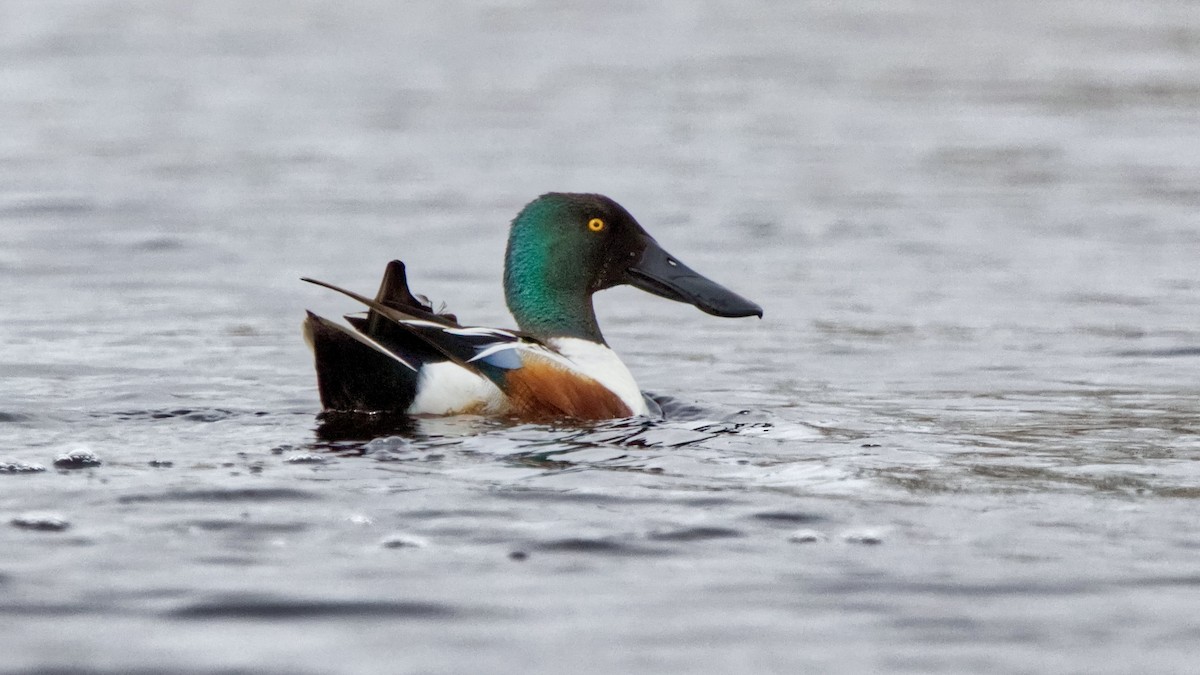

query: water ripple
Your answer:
[167,596,458,620]
[533,537,671,557]
[118,488,320,504]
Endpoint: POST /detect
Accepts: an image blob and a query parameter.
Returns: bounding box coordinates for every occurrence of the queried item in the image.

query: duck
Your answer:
[302,192,762,422]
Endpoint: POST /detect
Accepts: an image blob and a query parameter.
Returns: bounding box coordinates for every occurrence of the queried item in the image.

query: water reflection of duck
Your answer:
[303,193,762,422]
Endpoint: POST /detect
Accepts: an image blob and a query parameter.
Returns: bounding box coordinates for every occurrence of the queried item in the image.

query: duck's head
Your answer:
[504,192,762,342]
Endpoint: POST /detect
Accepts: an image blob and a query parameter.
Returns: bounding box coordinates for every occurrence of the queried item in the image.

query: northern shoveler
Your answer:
[302,192,762,421]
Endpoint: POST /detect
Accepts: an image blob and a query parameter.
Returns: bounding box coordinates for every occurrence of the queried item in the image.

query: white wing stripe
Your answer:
[467,342,522,363]
[350,330,418,372]
[441,326,518,338]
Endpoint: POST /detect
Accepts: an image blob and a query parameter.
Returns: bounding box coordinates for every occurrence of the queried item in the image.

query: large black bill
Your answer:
[625,237,763,318]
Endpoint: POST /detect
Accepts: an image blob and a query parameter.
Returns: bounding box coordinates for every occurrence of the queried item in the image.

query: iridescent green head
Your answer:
[503,193,762,343]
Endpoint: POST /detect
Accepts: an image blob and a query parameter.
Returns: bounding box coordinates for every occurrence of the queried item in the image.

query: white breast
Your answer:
[547,337,650,416]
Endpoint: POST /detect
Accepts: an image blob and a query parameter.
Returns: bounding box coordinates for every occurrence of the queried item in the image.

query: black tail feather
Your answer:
[301,273,502,379]
[368,260,459,331]
[304,311,420,413]
[302,260,498,413]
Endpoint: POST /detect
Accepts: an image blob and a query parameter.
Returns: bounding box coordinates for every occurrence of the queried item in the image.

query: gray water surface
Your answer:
[3,1,1200,673]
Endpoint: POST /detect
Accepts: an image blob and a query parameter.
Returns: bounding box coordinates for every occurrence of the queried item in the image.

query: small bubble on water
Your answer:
[788,529,828,544]
[364,436,412,452]
[381,534,426,549]
[53,449,101,469]
[0,461,46,474]
[363,436,423,462]
[11,512,70,532]
[284,453,327,464]
[842,529,884,545]
[347,514,374,526]
[724,409,772,423]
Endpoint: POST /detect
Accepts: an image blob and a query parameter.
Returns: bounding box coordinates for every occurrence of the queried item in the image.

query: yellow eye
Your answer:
[587,217,605,232]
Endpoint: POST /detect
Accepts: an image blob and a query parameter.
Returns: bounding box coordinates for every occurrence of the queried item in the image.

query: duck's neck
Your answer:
[504,256,605,344]
[504,279,605,344]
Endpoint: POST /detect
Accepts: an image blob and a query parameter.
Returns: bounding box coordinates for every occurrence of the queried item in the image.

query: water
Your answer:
[3,1,1200,672]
